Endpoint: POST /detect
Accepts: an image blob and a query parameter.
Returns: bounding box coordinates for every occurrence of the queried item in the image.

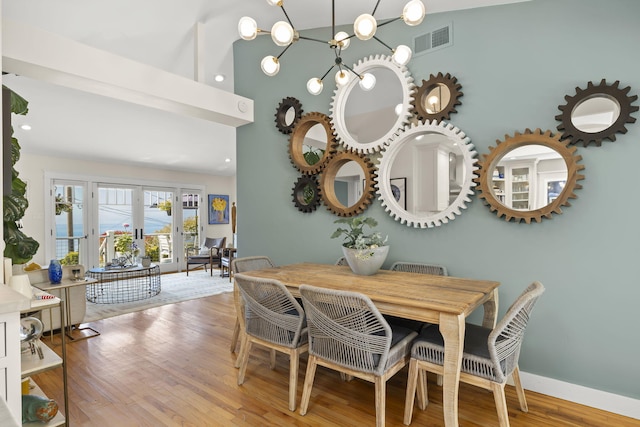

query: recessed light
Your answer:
[20,124,32,130]
[214,74,225,82]
[225,158,231,163]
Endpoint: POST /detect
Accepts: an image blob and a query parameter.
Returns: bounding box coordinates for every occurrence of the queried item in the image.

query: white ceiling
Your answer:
[2,0,528,176]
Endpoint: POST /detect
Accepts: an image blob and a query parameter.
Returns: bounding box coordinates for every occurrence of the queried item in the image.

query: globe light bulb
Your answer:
[271,21,294,46]
[403,0,426,26]
[335,70,351,86]
[238,17,258,40]
[392,45,412,66]
[354,14,377,40]
[260,56,280,76]
[307,78,324,95]
[265,0,281,6]
[334,31,350,50]
[359,73,376,91]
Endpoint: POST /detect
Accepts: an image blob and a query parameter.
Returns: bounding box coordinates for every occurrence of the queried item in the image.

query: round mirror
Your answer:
[289,112,337,174]
[292,175,321,213]
[414,72,463,123]
[320,151,376,216]
[556,79,638,147]
[377,121,478,228]
[477,128,585,223]
[330,55,414,154]
[275,97,303,134]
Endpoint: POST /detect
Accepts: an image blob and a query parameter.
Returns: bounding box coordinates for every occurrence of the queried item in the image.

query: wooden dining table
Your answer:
[238,262,500,427]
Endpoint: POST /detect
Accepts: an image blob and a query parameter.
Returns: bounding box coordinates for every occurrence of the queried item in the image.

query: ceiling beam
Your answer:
[1,20,253,127]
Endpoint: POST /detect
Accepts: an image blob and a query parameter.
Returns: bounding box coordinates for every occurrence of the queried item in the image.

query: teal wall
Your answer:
[234,0,640,399]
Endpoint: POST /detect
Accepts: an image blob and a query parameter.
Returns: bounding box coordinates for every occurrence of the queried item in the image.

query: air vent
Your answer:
[413,23,453,55]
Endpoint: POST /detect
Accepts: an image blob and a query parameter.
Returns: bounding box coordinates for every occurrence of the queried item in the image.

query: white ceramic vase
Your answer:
[341,245,389,276]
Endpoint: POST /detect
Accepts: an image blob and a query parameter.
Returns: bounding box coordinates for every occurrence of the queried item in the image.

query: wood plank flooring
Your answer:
[33,292,639,426]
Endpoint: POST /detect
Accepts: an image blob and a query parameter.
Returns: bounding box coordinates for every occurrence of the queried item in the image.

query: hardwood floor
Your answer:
[34,292,638,426]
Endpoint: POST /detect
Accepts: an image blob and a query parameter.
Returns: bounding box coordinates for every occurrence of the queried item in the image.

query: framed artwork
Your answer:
[208,194,230,224]
[390,177,407,210]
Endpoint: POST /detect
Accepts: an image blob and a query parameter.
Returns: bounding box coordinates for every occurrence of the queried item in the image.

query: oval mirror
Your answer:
[292,175,321,213]
[330,55,414,154]
[377,121,478,228]
[477,128,585,223]
[414,72,463,123]
[275,97,303,134]
[556,79,638,147]
[289,112,337,174]
[320,151,376,217]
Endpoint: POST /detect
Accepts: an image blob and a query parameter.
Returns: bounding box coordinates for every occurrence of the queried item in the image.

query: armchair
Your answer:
[186,237,226,276]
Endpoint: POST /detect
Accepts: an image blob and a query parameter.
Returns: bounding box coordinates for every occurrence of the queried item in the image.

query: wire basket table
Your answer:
[86,265,161,304]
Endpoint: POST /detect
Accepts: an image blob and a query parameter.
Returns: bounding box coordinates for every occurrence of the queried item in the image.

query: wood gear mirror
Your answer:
[413,72,463,123]
[556,79,638,147]
[377,120,478,228]
[476,128,585,223]
[319,151,376,217]
[289,112,337,175]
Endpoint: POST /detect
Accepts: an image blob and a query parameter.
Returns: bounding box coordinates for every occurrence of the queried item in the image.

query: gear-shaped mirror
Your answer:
[275,97,303,134]
[413,72,463,123]
[477,128,585,223]
[289,112,338,175]
[556,79,638,147]
[292,175,321,213]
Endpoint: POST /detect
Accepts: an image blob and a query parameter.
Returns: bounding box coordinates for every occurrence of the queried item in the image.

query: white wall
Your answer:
[16,152,236,267]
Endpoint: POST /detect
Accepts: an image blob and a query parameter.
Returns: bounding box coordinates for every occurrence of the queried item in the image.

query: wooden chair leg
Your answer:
[288,350,299,411]
[237,338,252,385]
[374,376,386,427]
[404,358,419,425]
[416,368,428,411]
[299,355,318,416]
[230,318,240,353]
[234,334,246,368]
[491,382,510,427]
[269,349,277,369]
[512,366,528,412]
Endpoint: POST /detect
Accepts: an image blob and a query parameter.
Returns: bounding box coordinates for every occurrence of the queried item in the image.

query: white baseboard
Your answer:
[519,372,640,420]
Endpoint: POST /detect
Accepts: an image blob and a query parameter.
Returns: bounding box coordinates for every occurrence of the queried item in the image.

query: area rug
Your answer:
[83,269,233,322]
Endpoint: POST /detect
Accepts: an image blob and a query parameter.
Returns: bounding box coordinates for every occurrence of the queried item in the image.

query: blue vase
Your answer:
[48,259,63,284]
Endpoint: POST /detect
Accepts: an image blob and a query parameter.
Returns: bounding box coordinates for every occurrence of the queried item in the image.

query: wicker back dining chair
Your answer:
[234,273,308,411]
[335,257,348,266]
[389,261,448,276]
[230,256,277,364]
[299,285,418,427]
[403,281,545,427]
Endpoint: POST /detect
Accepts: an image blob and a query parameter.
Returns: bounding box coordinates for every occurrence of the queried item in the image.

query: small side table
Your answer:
[220,248,237,281]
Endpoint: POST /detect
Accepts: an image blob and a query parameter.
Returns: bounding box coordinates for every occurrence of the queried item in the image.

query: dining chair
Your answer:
[234,273,308,411]
[403,281,545,427]
[230,256,277,357]
[335,256,348,266]
[299,284,418,427]
[389,261,448,276]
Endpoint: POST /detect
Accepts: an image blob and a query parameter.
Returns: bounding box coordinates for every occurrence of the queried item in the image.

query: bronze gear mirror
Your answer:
[413,72,463,123]
[292,175,321,213]
[275,97,303,134]
[556,79,638,147]
[476,128,585,223]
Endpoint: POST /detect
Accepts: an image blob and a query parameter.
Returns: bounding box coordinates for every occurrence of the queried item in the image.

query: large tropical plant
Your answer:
[3,86,39,263]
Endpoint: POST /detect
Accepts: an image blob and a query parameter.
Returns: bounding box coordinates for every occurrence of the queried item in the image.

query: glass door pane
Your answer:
[181,192,201,269]
[53,182,87,266]
[97,186,133,267]
[144,189,175,270]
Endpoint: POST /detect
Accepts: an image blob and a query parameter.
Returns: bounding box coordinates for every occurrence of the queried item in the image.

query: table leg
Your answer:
[439,313,465,427]
[482,288,499,329]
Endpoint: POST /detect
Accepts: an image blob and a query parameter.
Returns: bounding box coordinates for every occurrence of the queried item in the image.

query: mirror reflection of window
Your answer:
[571,96,621,133]
[344,67,402,144]
[335,161,363,208]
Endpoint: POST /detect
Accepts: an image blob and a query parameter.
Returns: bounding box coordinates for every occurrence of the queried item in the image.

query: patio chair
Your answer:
[235,273,308,411]
[389,262,448,276]
[186,237,226,276]
[403,281,545,427]
[299,285,418,427]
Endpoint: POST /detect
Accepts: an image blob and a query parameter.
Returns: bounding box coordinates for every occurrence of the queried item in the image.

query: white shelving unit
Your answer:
[20,291,68,427]
[491,162,535,211]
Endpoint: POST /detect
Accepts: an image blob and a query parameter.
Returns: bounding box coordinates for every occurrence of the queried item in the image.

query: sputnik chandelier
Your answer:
[238,0,426,95]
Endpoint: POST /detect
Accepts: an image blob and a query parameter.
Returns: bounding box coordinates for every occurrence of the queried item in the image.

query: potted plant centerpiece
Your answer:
[331,216,389,276]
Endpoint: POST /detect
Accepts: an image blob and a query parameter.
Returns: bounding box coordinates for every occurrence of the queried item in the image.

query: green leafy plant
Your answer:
[157,200,172,215]
[331,216,388,251]
[2,86,39,264]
